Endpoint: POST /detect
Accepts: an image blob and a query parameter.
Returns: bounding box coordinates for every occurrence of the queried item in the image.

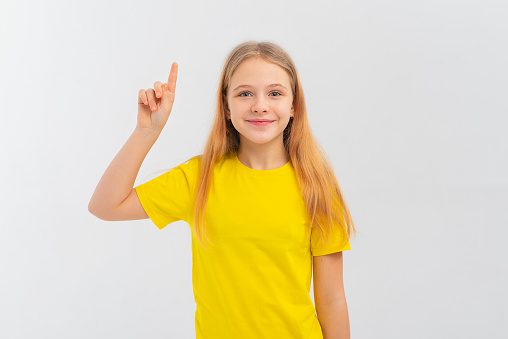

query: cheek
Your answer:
[228,101,249,118]
[275,100,293,115]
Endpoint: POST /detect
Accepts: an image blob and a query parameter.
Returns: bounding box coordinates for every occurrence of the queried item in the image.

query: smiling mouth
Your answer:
[247,120,275,126]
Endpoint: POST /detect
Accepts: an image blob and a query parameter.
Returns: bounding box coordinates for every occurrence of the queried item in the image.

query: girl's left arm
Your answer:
[313,251,350,339]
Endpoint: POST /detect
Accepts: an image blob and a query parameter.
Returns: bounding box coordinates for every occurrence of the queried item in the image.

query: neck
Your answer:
[237,138,290,170]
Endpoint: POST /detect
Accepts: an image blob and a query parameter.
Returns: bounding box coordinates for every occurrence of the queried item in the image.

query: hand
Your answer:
[137,62,178,133]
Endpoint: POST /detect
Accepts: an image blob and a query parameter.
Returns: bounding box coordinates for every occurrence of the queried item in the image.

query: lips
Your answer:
[247,120,275,126]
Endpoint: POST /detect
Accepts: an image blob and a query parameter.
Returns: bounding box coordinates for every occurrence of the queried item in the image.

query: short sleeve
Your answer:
[135,156,200,230]
[310,222,351,256]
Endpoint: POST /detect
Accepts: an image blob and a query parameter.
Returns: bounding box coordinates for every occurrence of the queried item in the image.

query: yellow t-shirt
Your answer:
[135,152,351,338]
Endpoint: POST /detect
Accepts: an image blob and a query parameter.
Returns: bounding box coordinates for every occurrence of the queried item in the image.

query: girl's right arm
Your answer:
[88,62,178,221]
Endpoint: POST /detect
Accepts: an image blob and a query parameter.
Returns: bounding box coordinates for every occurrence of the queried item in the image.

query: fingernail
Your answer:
[157,92,161,97]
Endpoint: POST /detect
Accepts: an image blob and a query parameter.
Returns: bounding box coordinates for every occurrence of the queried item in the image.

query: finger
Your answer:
[167,62,178,93]
[162,82,174,102]
[146,88,157,111]
[138,89,148,105]
[160,82,176,114]
[154,81,163,98]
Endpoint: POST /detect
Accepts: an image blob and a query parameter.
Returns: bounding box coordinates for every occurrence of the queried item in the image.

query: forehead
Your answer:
[230,57,291,87]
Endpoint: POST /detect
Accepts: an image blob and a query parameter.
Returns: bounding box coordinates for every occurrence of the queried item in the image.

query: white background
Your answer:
[1,0,507,338]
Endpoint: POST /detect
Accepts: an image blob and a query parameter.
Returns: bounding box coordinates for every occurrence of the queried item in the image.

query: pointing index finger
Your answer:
[167,62,178,93]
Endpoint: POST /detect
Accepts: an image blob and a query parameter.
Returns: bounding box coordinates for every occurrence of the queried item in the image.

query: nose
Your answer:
[251,96,269,113]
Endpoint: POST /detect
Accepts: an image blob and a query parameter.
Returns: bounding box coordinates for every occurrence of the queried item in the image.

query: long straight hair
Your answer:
[186,40,356,251]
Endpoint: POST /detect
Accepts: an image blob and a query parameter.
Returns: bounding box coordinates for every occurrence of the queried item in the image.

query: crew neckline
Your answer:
[233,153,292,176]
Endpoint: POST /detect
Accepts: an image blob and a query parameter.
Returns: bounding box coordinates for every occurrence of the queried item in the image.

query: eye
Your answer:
[270,91,282,97]
[239,91,251,97]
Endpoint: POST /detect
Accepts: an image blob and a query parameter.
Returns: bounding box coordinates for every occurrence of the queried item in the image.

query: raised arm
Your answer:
[88,62,178,221]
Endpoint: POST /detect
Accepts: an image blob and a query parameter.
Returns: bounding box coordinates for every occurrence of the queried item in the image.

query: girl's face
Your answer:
[226,56,294,150]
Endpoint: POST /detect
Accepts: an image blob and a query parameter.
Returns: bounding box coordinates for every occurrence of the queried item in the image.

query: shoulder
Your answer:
[173,155,202,179]
[178,153,237,176]
[151,155,202,180]
[177,154,202,169]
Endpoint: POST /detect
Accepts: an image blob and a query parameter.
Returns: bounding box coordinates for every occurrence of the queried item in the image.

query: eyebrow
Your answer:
[232,83,288,92]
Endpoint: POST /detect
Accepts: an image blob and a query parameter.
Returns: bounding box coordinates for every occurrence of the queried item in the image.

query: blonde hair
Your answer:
[183,40,356,251]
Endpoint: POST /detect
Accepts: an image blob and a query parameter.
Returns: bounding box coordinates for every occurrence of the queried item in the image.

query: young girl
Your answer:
[89,41,356,339]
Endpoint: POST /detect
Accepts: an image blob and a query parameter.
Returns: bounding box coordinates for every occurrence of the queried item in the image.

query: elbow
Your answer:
[316,297,347,311]
[88,201,108,220]
[88,203,101,219]
[88,201,123,221]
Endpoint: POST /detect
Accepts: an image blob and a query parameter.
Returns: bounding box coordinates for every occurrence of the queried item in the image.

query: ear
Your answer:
[290,106,294,118]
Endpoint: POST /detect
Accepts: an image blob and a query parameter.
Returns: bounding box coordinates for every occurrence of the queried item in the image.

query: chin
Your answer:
[239,132,283,146]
